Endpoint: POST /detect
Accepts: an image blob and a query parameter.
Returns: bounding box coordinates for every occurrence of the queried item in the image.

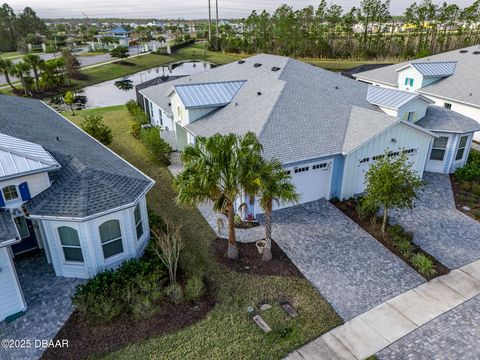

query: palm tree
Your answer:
[0,59,17,90]
[253,159,299,261]
[174,132,263,259]
[12,61,31,96]
[23,54,44,91]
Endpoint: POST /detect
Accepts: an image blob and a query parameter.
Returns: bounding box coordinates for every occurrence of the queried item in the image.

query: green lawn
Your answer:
[0,51,22,60]
[65,106,342,360]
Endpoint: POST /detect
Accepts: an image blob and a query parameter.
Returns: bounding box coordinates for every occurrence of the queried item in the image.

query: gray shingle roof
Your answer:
[173,81,246,109]
[406,61,457,77]
[0,95,154,219]
[416,106,480,134]
[0,210,18,246]
[355,45,480,106]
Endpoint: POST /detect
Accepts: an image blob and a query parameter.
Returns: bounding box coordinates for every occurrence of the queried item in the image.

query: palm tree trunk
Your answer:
[227,202,238,259]
[33,68,39,91]
[5,72,16,90]
[262,200,273,261]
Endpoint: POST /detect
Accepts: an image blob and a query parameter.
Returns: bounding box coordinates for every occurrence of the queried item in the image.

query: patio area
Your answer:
[0,253,84,360]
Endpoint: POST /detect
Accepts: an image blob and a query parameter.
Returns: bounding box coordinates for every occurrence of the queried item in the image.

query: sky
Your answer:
[7,0,474,19]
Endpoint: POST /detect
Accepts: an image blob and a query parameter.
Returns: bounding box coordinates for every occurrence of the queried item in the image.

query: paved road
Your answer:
[271,200,425,320]
[391,172,480,269]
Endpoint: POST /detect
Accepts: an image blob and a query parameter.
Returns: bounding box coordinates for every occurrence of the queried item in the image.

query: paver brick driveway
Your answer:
[391,172,480,269]
[271,200,424,320]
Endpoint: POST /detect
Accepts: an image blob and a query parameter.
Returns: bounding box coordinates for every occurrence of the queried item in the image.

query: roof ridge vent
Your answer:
[271,66,281,72]
[254,63,262,68]
[238,60,245,64]
[460,49,468,53]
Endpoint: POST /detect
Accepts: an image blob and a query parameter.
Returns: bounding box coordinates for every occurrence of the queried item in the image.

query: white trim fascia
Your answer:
[416,90,480,110]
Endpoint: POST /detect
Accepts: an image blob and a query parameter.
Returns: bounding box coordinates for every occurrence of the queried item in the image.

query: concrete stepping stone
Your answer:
[439,269,480,299]
[297,333,356,360]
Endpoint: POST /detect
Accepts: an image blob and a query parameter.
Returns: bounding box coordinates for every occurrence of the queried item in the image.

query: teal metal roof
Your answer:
[174,81,246,109]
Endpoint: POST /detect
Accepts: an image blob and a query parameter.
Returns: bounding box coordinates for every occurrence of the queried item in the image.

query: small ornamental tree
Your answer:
[64,91,75,115]
[110,46,130,63]
[363,151,424,234]
[80,114,113,145]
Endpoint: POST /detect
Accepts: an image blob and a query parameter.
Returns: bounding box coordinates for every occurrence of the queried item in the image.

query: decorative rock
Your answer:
[244,266,250,270]
[282,302,298,318]
[462,206,471,211]
[260,304,272,311]
[253,315,271,332]
[246,305,255,314]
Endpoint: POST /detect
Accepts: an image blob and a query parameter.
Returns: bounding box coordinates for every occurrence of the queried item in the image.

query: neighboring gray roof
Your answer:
[367,86,419,109]
[355,45,480,106]
[0,133,60,180]
[143,54,433,164]
[0,210,18,246]
[400,61,457,77]
[0,95,154,219]
[416,106,480,134]
[173,81,246,109]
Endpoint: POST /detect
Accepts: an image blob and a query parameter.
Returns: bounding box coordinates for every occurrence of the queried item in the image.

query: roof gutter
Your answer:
[0,165,61,182]
[416,90,480,110]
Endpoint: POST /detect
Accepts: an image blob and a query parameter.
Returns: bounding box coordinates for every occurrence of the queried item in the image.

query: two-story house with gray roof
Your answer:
[354,45,480,142]
[138,54,479,219]
[0,95,154,321]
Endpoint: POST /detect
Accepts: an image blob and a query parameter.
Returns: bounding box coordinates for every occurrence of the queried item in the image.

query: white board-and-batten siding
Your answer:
[39,196,150,279]
[0,172,50,209]
[0,247,26,320]
[341,122,433,199]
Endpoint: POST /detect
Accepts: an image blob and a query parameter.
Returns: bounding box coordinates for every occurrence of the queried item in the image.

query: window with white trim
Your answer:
[430,136,449,161]
[407,111,415,122]
[2,185,19,202]
[158,109,163,125]
[99,220,124,259]
[58,226,84,263]
[294,167,309,173]
[455,135,469,161]
[372,155,384,161]
[134,205,144,240]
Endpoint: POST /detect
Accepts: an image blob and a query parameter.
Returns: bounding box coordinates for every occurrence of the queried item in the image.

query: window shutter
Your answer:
[19,182,31,201]
[0,191,4,207]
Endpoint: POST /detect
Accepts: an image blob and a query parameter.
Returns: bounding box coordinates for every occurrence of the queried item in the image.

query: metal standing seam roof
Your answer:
[396,61,457,77]
[0,133,60,180]
[173,81,246,109]
[366,86,420,109]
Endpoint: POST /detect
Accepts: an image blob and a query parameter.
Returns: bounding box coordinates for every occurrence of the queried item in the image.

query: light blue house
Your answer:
[139,54,479,218]
[0,96,154,321]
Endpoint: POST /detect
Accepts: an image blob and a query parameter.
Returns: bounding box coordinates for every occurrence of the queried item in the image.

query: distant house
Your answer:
[354,45,480,142]
[0,96,154,321]
[93,26,130,50]
[138,54,479,219]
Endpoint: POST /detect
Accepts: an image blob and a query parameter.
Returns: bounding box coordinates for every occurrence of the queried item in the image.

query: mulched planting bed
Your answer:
[42,289,214,360]
[214,238,302,277]
[450,174,480,221]
[332,199,449,279]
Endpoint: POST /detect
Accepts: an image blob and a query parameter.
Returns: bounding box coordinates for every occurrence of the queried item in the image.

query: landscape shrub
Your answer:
[356,196,379,220]
[126,100,149,125]
[165,283,184,304]
[396,239,413,257]
[131,123,141,139]
[455,151,480,182]
[140,127,172,164]
[72,258,166,324]
[386,224,405,243]
[185,275,205,301]
[80,114,113,145]
[411,253,437,278]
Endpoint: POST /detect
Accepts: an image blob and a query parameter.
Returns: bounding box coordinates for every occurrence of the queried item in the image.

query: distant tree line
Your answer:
[211,0,480,59]
[0,3,47,52]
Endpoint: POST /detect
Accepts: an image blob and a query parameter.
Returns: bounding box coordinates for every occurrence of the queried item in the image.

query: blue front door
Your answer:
[11,217,38,255]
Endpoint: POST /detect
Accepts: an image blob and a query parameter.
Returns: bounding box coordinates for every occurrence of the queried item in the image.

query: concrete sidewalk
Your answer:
[287,259,480,360]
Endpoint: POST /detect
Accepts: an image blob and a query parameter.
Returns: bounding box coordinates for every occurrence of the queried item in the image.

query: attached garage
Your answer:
[353,148,419,195]
[272,160,333,211]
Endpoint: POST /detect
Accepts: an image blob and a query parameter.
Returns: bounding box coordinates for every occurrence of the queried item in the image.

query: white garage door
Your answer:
[274,161,332,210]
[354,148,418,195]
